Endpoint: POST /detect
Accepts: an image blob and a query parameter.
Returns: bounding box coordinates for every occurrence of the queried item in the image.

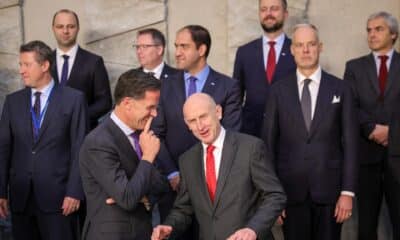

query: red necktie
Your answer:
[378,55,388,99]
[206,145,217,202]
[266,41,276,83]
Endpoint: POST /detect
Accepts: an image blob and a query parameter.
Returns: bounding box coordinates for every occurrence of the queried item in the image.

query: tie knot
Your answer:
[379,55,388,62]
[62,55,69,60]
[34,91,41,98]
[304,78,312,86]
[268,41,276,47]
[130,131,140,141]
[189,76,197,83]
[207,144,215,153]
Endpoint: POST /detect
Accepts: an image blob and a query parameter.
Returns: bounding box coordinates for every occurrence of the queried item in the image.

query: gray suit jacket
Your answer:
[164,131,286,240]
[79,117,169,240]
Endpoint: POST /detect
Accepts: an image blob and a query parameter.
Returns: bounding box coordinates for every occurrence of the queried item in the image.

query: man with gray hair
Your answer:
[263,23,358,240]
[343,11,400,240]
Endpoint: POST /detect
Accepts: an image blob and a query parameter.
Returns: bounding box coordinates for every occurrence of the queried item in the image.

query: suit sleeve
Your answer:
[151,86,179,175]
[88,57,112,123]
[245,140,286,236]
[0,97,12,198]
[233,46,246,103]
[163,160,193,237]
[221,78,242,131]
[66,93,89,200]
[340,81,359,193]
[343,61,376,139]
[79,141,156,210]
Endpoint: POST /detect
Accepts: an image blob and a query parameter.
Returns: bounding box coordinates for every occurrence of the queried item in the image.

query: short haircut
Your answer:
[52,9,80,27]
[114,69,161,104]
[259,0,288,10]
[292,23,320,41]
[137,28,166,48]
[20,40,53,65]
[179,25,212,58]
[368,11,399,44]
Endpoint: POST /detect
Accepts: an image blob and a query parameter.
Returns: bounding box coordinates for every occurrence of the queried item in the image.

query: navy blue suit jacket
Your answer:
[51,47,112,129]
[262,71,358,204]
[152,68,242,175]
[0,84,88,212]
[233,36,296,137]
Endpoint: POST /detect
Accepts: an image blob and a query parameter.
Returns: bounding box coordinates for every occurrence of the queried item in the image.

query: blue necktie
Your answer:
[129,132,142,159]
[187,76,197,97]
[60,55,69,85]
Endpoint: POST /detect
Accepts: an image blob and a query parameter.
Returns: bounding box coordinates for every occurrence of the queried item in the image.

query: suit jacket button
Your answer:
[32,151,36,154]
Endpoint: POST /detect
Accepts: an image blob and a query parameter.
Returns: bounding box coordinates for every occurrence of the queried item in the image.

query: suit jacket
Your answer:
[152,67,242,175]
[79,117,169,240]
[135,63,180,81]
[262,71,358,204]
[0,85,87,212]
[164,130,286,240]
[51,47,112,129]
[233,36,296,137]
[344,51,400,165]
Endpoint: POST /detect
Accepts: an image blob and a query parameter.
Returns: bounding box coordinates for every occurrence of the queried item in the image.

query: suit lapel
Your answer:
[309,72,333,137]
[171,73,187,107]
[202,68,218,97]
[22,88,34,143]
[67,47,82,85]
[385,51,400,96]
[255,38,267,83]
[273,37,291,83]
[192,144,213,210]
[365,54,380,95]
[212,131,236,211]
[51,51,59,83]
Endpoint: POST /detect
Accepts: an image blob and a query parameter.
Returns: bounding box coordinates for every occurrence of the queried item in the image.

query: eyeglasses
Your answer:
[133,44,160,50]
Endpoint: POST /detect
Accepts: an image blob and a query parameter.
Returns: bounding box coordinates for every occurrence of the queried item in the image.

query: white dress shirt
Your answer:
[201,127,226,179]
[263,32,285,68]
[56,44,79,82]
[31,79,55,126]
[372,48,394,74]
[143,61,165,80]
[296,66,322,120]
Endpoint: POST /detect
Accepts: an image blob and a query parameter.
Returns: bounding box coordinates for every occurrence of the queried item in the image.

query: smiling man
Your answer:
[343,11,400,240]
[152,93,285,240]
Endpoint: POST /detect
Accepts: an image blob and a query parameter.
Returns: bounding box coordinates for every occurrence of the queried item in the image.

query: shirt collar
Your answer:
[31,79,55,97]
[184,64,210,82]
[201,126,226,151]
[262,32,285,47]
[296,66,322,85]
[56,44,79,59]
[372,48,394,61]
[110,111,135,136]
[143,61,165,79]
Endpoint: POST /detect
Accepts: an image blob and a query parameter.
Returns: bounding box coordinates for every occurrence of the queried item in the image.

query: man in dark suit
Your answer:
[79,69,169,240]
[343,11,400,240]
[134,28,180,82]
[262,24,358,240]
[51,9,112,130]
[151,25,242,224]
[0,41,88,240]
[152,93,285,240]
[233,0,296,137]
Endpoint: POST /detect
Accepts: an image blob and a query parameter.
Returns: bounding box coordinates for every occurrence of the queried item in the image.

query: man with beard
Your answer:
[51,9,112,130]
[233,0,296,137]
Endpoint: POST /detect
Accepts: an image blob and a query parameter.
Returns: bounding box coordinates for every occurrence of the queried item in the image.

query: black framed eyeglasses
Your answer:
[133,44,160,50]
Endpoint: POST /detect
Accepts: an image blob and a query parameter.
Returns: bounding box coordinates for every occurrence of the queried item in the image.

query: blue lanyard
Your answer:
[31,88,54,140]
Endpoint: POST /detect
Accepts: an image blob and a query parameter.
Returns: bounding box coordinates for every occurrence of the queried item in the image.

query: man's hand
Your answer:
[140,117,160,163]
[226,227,257,240]
[369,124,389,146]
[151,225,173,240]
[61,196,80,216]
[169,175,180,192]
[334,195,353,223]
[0,198,8,219]
[276,209,286,226]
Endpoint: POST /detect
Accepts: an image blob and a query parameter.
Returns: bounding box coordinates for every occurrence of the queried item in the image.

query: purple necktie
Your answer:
[129,132,142,159]
[60,55,69,85]
[187,76,197,97]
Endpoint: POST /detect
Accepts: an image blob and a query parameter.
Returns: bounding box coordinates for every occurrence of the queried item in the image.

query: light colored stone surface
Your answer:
[0,0,19,9]
[83,0,165,43]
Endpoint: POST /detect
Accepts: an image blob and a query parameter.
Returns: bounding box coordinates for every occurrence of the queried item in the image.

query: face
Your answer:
[183,97,222,145]
[135,33,164,69]
[291,27,322,73]
[367,17,396,54]
[259,0,287,33]
[174,29,206,73]
[52,12,79,50]
[125,90,160,130]
[19,52,49,88]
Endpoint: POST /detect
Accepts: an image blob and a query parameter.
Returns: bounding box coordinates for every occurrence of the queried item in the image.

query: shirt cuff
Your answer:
[341,191,355,197]
[167,171,179,180]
